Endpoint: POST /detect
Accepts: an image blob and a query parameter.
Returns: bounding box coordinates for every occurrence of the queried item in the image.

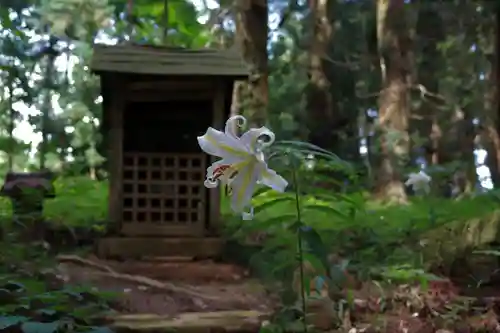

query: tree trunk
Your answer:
[162,0,169,45]
[414,2,444,167]
[235,0,268,127]
[484,4,500,188]
[374,0,411,203]
[436,10,478,195]
[39,36,57,170]
[7,75,14,171]
[125,0,135,41]
[306,0,337,151]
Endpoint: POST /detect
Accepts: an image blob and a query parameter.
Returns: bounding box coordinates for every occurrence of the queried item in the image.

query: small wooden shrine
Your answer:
[90,44,248,259]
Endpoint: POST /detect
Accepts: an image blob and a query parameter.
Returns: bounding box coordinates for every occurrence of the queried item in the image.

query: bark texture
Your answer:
[374,0,412,203]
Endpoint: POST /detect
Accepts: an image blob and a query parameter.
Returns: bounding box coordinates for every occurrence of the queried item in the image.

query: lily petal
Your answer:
[240,127,276,153]
[259,167,288,192]
[225,115,247,139]
[197,127,248,159]
[204,160,227,188]
[418,171,431,182]
[204,179,218,188]
[229,161,263,213]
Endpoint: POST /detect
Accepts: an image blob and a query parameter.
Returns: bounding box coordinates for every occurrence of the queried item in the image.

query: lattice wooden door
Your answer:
[121,153,206,236]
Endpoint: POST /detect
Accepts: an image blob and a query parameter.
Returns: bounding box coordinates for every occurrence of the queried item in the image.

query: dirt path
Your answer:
[55,255,277,316]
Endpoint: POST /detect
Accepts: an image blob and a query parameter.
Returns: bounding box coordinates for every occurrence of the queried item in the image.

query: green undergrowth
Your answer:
[0,176,496,253]
[0,242,117,333]
[0,276,115,333]
[0,176,495,231]
[0,177,107,227]
[223,189,500,284]
[225,189,500,241]
[0,178,115,332]
[0,176,498,280]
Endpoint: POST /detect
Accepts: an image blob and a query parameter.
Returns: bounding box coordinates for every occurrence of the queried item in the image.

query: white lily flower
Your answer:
[197,115,288,219]
[405,170,431,194]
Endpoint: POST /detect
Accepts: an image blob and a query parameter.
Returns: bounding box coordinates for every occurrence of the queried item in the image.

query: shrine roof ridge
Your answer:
[91,43,249,78]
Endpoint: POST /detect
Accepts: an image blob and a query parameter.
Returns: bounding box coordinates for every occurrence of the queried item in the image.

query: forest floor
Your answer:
[53,254,500,333]
[4,178,500,332]
[54,255,276,332]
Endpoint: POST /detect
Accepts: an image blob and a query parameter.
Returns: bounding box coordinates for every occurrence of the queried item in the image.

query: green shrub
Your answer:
[0,177,108,227]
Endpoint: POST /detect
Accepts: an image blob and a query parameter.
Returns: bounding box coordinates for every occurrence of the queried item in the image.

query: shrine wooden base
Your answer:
[96,237,225,260]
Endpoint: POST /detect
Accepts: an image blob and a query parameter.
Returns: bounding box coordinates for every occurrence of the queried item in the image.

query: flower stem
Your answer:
[291,159,307,333]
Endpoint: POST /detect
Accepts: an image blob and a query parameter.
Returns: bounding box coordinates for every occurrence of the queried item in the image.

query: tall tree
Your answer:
[38,36,57,169]
[484,2,500,187]
[436,1,479,194]
[305,0,336,150]
[374,0,412,202]
[414,1,444,166]
[235,0,268,127]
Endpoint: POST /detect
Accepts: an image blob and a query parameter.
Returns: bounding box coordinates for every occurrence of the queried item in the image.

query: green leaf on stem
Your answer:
[299,227,330,275]
[303,203,349,220]
[252,196,295,215]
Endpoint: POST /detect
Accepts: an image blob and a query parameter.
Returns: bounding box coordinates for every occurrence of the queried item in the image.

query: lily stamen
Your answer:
[212,165,232,180]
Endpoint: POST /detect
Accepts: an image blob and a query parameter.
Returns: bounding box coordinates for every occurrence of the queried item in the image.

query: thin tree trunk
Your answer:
[374,0,411,203]
[437,11,477,194]
[235,0,268,127]
[7,75,14,171]
[125,0,135,42]
[162,0,169,45]
[40,36,57,170]
[306,0,336,150]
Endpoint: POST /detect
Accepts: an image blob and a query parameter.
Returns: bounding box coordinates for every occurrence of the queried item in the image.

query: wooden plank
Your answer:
[108,75,126,227]
[121,223,203,237]
[97,52,231,63]
[91,44,248,77]
[93,44,244,60]
[96,237,225,259]
[94,63,248,77]
[128,80,215,91]
[208,80,225,235]
[126,90,213,102]
[123,152,205,159]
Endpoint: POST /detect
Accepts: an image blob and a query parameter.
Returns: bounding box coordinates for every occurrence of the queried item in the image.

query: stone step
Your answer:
[96,237,225,260]
[141,256,194,262]
[104,260,248,282]
[110,310,268,333]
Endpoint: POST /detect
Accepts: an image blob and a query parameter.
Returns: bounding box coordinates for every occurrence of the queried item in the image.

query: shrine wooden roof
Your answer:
[91,44,248,78]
